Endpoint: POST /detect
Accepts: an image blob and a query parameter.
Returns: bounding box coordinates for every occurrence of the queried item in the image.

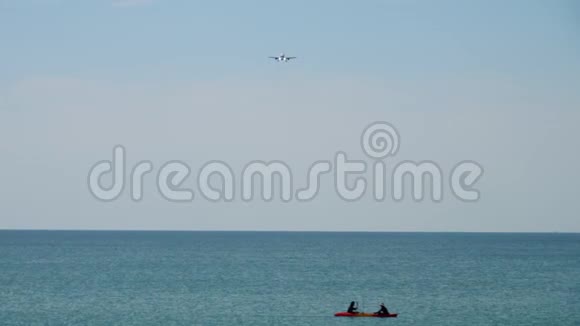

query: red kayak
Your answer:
[334,312,398,318]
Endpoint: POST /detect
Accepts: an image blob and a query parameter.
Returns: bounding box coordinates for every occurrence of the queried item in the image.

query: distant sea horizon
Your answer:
[0,228,578,234]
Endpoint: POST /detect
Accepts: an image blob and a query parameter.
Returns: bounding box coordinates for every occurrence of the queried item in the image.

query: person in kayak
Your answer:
[347,301,359,313]
[375,303,390,315]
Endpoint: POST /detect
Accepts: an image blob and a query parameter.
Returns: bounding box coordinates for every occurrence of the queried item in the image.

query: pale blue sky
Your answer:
[1,0,579,231]
[1,0,579,82]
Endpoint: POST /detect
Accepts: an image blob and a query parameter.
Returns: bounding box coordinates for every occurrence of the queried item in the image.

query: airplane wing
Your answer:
[287,57,297,60]
[268,57,278,59]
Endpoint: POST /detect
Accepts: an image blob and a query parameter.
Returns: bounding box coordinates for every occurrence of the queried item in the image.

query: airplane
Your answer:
[269,53,297,62]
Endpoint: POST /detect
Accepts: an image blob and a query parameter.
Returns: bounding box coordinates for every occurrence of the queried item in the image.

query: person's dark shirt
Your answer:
[347,302,357,313]
[377,305,389,314]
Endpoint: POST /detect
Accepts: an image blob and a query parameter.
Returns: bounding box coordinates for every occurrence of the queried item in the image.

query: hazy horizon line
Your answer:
[0,228,577,234]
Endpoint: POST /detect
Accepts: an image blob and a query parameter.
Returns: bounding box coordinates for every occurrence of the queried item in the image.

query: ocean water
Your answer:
[0,231,579,326]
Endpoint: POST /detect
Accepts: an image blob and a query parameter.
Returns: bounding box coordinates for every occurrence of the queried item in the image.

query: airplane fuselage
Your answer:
[271,53,295,62]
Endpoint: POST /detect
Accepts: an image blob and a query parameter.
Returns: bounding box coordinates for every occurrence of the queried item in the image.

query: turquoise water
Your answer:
[0,231,579,325]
